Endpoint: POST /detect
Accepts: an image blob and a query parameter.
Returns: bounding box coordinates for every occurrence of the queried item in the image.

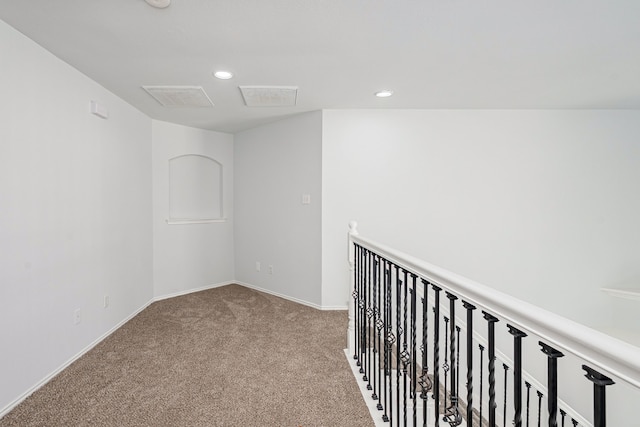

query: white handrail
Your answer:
[348,222,640,390]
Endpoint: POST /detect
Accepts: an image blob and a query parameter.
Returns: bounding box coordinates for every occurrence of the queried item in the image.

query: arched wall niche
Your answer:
[167,154,224,224]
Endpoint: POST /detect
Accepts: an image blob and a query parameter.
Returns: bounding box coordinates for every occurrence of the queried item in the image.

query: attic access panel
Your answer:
[239,86,298,107]
[142,86,214,107]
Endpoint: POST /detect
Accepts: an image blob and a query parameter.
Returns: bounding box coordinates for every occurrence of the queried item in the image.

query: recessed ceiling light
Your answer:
[375,90,393,98]
[213,71,234,80]
[145,0,171,8]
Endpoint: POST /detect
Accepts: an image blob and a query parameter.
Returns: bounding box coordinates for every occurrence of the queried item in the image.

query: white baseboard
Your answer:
[153,281,235,302]
[320,304,348,311]
[234,281,347,311]
[162,280,347,311]
[0,300,153,419]
[235,281,321,309]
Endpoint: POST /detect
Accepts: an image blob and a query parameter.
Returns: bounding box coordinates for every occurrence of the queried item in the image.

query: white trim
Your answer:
[153,281,235,301]
[165,218,227,225]
[235,281,325,310]
[352,233,640,389]
[319,305,348,311]
[0,300,153,419]
[601,287,640,302]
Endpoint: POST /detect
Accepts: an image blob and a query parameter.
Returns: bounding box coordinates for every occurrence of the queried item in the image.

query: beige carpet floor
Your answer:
[0,284,373,427]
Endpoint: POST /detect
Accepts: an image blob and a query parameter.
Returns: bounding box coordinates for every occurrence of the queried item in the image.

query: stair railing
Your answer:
[346,221,640,427]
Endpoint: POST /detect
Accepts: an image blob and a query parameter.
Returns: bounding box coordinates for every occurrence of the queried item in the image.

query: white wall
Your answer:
[234,112,323,307]
[0,20,153,414]
[322,109,640,331]
[152,120,234,297]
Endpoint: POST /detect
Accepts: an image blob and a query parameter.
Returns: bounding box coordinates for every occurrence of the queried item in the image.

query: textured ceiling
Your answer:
[1,0,639,133]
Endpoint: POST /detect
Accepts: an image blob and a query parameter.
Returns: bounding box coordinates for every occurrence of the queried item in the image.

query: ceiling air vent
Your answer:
[239,86,298,107]
[142,86,214,107]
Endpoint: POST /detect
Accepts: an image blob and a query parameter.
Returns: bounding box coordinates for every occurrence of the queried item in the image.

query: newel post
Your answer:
[347,221,359,356]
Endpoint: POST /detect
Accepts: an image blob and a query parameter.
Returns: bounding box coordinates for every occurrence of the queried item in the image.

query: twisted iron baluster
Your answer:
[559,409,566,427]
[502,363,509,427]
[536,390,543,427]
[462,301,476,427]
[364,251,373,390]
[375,258,385,410]
[443,316,450,413]
[359,249,366,374]
[371,254,378,399]
[456,325,461,408]
[419,279,432,427]
[353,244,360,362]
[361,248,367,375]
[410,275,417,426]
[571,419,578,427]
[356,246,364,373]
[443,292,462,426]
[376,259,384,410]
[382,260,391,423]
[402,269,410,427]
[374,257,384,411]
[395,265,402,425]
[483,311,499,427]
[508,325,527,427]
[525,381,531,427]
[479,344,485,427]
[432,285,442,426]
[360,249,367,376]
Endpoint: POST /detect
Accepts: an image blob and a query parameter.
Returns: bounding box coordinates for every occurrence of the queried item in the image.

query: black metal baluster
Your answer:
[445,297,455,411]
[559,409,566,427]
[356,246,362,368]
[432,285,442,426]
[462,301,476,427]
[375,258,384,413]
[539,342,564,427]
[402,269,409,427]
[444,292,462,426]
[536,390,543,427]
[456,325,461,410]
[503,363,509,427]
[358,248,367,374]
[410,274,417,426]
[443,316,450,413]
[353,244,360,362]
[419,279,432,427]
[372,254,379,400]
[362,249,369,380]
[582,365,615,427]
[480,344,485,427]
[571,419,578,427]
[366,251,373,391]
[483,312,499,427]
[525,381,531,427]
[396,265,402,426]
[384,261,394,424]
[508,325,527,427]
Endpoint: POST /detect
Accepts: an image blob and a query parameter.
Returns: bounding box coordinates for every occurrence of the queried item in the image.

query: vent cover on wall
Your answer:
[142,86,214,107]
[239,86,298,107]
